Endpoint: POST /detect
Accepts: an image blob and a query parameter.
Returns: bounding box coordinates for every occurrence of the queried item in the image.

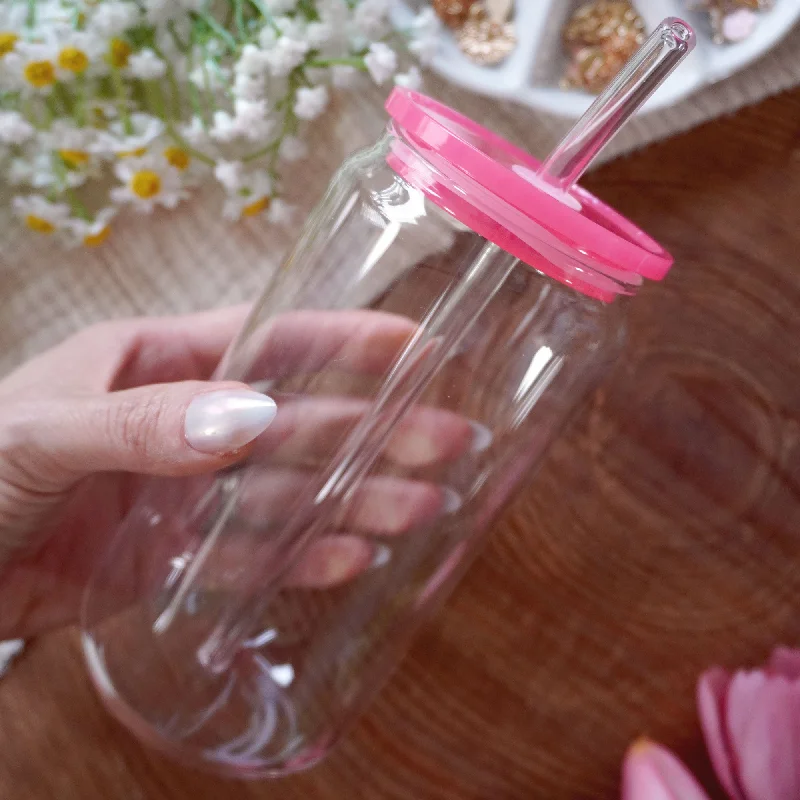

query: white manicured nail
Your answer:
[185,390,277,454]
[469,421,493,453]
[441,487,462,514]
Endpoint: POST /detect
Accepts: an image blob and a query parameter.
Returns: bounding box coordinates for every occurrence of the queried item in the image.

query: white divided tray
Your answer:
[392,0,800,117]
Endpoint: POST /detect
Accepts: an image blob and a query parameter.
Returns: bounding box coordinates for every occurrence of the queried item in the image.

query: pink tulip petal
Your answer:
[767,646,800,680]
[622,740,713,800]
[727,670,800,800]
[697,668,745,800]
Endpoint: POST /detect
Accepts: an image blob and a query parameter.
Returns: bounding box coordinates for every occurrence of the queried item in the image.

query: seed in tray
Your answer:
[432,0,478,28]
[563,1,645,48]
[561,1,645,94]
[685,0,774,44]
[457,3,517,66]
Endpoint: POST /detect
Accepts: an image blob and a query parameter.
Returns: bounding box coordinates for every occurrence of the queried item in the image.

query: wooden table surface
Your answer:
[1,87,799,800]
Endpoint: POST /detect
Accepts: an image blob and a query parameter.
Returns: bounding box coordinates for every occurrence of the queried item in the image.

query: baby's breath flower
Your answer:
[278,135,308,162]
[214,160,244,192]
[0,110,34,145]
[88,2,141,37]
[294,85,328,121]
[266,198,296,227]
[408,8,441,65]
[364,42,398,85]
[127,48,167,80]
[394,66,422,91]
[265,37,310,77]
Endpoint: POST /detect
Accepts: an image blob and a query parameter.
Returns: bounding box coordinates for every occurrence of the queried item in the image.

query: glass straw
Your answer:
[538,18,695,193]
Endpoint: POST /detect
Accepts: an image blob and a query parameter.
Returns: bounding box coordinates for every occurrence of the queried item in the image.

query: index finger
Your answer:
[223,309,417,385]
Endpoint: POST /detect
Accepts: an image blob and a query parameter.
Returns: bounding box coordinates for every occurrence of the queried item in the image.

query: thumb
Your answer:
[14,382,277,485]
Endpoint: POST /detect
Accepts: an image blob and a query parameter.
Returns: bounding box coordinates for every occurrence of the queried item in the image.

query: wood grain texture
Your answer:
[1,88,800,800]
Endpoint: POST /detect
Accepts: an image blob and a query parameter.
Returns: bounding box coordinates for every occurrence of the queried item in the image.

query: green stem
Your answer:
[193,12,238,53]
[247,0,280,32]
[53,81,73,119]
[167,20,189,53]
[233,0,246,40]
[65,187,91,221]
[307,57,368,70]
[26,0,36,28]
[74,74,87,126]
[110,67,134,135]
[165,122,216,165]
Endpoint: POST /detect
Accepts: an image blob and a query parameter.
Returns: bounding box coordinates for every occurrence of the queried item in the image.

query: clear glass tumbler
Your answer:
[81,89,674,777]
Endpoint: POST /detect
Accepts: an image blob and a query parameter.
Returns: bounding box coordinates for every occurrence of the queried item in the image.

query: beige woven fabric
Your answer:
[1,25,798,377]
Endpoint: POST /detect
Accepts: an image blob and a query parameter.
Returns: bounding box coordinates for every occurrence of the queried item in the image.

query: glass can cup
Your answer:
[82,89,674,777]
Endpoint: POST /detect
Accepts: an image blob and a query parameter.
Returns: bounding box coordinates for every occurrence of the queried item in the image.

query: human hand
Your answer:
[0,306,480,639]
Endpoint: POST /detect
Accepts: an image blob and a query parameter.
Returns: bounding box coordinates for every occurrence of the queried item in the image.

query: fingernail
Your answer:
[370,543,392,569]
[441,487,462,514]
[185,390,277,454]
[469,420,493,452]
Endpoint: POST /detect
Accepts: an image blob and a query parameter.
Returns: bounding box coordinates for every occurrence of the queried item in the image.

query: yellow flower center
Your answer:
[24,60,56,88]
[83,226,110,247]
[25,215,55,234]
[58,46,89,74]
[241,196,271,217]
[0,32,18,57]
[59,149,89,167]
[130,170,161,199]
[117,147,147,158]
[163,146,190,170]
[108,38,131,69]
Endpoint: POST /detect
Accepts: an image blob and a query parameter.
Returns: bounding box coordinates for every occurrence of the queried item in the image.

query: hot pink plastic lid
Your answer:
[384,89,673,302]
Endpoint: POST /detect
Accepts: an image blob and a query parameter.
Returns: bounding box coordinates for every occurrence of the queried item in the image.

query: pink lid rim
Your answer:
[384,89,673,300]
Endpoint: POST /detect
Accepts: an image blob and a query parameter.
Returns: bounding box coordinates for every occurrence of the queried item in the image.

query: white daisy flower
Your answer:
[394,66,422,91]
[94,112,165,157]
[127,48,167,80]
[111,153,188,213]
[12,194,71,234]
[364,42,397,85]
[8,149,87,189]
[54,30,106,81]
[0,111,34,145]
[222,170,273,221]
[8,41,60,92]
[294,86,328,121]
[65,207,117,248]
